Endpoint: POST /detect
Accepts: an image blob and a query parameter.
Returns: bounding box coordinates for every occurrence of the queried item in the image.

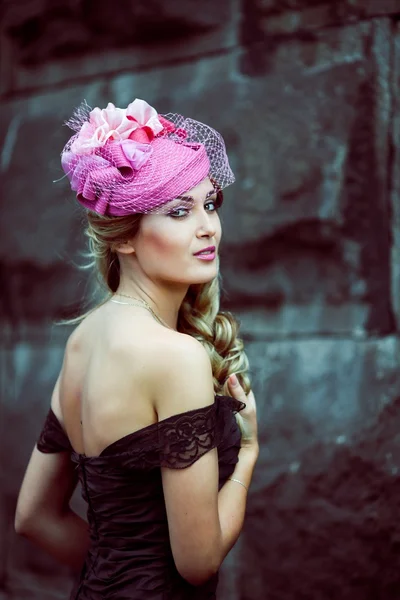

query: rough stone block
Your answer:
[230,20,394,334]
[390,22,400,331]
[238,336,400,599]
[1,0,236,94]
[241,0,400,40]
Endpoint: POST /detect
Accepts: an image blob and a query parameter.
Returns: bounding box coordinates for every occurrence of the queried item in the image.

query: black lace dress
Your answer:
[36,394,245,600]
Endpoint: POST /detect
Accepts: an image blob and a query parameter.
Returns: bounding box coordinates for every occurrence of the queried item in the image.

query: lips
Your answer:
[194,245,216,256]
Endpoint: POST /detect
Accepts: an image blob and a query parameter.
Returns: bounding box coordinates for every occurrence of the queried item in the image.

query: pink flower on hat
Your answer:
[71,99,165,154]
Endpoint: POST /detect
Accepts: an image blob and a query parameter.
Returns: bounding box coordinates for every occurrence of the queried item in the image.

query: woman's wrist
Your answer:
[225,445,258,493]
[239,443,259,463]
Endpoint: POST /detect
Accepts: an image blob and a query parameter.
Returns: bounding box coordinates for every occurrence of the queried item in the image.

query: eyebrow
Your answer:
[174,188,217,204]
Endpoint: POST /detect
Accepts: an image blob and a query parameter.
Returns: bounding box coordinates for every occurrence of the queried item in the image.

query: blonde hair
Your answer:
[65,210,252,397]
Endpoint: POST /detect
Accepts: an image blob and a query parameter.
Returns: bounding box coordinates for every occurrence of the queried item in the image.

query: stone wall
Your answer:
[2,1,400,598]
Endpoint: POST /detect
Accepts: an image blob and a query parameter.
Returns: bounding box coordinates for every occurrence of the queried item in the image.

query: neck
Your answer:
[115,276,189,332]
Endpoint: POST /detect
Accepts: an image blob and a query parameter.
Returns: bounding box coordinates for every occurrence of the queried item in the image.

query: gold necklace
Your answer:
[110,293,176,331]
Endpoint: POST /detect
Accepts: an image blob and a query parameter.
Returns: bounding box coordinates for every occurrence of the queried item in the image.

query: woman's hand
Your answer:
[228,374,259,453]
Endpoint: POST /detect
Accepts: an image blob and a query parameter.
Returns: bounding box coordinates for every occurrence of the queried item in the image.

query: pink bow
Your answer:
[120,139,153,170]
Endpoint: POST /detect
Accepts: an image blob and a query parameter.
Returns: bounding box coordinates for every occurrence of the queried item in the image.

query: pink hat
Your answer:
[60,99,234,216]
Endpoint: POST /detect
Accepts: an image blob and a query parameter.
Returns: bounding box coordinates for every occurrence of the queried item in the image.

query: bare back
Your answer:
[58,302,178,457]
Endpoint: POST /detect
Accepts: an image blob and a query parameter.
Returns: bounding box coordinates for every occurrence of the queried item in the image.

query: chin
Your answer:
[193,269,219,284]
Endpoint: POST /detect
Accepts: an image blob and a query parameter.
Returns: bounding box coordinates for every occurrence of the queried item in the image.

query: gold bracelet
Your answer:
[227,477,248,491]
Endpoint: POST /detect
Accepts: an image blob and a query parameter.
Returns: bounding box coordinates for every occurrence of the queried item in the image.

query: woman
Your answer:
[14,99,259,599]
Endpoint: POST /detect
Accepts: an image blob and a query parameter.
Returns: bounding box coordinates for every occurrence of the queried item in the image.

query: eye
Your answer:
[207,192,224,211]
[204,200,217,212]
[168,207,190,219]
[205,198,220,212]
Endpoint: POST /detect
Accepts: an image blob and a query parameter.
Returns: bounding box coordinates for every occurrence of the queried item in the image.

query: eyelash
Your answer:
[168,195,223,220]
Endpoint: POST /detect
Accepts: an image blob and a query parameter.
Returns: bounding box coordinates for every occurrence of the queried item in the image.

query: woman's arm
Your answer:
[217,446,258,563]
[153,334,258,586]
[217,374,259,562]
[15,366,90,573]
[17,508,90,573]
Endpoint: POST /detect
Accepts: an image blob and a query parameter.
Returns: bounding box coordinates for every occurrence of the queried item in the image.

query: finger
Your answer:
[228,374,240,387]
[228,374,248,401]
[228,374,244,392]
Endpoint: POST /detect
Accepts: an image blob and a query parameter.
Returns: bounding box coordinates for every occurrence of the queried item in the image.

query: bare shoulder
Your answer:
[64,310,97,354]
[154,329,208,359]
[61,315,95,375]
[152,329,212,382]
[64,321,84,353]
[150,330,215,420]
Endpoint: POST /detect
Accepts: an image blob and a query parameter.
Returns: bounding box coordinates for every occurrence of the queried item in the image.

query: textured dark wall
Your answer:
[2,1,400,598]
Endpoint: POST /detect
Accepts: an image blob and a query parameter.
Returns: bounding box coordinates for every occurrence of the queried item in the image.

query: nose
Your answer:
[196,210,218,239]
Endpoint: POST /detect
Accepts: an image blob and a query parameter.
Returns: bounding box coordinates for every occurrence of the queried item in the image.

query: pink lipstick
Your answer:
[195,252,216,261]
[194,245,216,261]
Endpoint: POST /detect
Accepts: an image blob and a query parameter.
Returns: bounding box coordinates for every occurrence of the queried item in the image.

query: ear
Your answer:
[114,240,135,255]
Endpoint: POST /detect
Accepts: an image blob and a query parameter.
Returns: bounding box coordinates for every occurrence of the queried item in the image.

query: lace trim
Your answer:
[158,395,245,469]
[36,395,245,469]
